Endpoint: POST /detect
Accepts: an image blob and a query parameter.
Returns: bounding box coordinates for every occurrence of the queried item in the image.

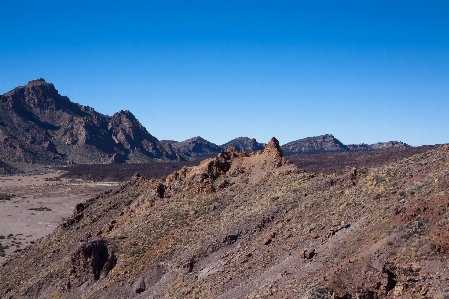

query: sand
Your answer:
[0,170,119,264]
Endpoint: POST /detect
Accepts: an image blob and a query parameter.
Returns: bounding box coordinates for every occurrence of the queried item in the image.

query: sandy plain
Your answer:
[0,170,119,264]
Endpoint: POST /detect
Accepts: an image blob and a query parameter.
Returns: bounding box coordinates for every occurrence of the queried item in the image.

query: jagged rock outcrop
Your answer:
[165,137,297,194]
[70,237,117,285]
[0,79,179,164]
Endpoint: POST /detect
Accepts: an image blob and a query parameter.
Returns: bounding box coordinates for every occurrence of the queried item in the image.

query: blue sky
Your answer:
[1,0,448,146]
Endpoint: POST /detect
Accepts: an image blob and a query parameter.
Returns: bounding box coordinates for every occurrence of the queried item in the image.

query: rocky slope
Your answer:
[0,159,19,175]
[281,134,411,155]
[0,79,180,164]
[1,138,448,298]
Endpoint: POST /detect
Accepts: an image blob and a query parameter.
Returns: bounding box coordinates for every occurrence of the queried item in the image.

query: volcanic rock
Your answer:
[70,237,116,285]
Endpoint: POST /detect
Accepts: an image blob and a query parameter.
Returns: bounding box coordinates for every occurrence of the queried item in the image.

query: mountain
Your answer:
[161,136,266,159]
[281,134,349,154]
[281,134,411,155]
[160,137,268,160]
[1,138,448,298]
[0,79,181,164]
[160,136,222,158]
[221,137,266,153]
[347,141,411,151]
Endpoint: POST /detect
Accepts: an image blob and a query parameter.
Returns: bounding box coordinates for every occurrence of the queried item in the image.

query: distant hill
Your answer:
[281,134,411,155]
[222,137,266,153]
[0,79,181,164]
[160,136,222,159]
[346,141,411,151]
[281,134,348,154]
[161,136,266,160]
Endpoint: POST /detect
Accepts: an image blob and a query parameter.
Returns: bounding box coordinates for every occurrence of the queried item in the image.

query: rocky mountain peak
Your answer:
[1,78,76,115]
[109,110,142,131]
[263,137,283,158]
[27,78,47,85]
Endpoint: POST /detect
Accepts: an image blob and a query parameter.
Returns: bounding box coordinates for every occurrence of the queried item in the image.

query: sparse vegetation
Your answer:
[28,207,52,211]
[0,193,15,200]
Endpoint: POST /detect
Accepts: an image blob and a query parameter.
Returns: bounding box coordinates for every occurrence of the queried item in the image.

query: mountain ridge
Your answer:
[281,133,411,155]
[0,79,411,165]
[0,79,180,164]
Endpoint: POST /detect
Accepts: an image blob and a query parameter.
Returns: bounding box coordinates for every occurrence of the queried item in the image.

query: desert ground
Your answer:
[0,169,119,264]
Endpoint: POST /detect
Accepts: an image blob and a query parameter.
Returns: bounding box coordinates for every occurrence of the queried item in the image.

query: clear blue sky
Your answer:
[1,0,448,146]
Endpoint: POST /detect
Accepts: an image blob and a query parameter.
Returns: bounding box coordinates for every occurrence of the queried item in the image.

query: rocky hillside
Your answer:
[281,134,411,155]
[0,159,19,175]
[0,79,181,164]
[1,138,448,298]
